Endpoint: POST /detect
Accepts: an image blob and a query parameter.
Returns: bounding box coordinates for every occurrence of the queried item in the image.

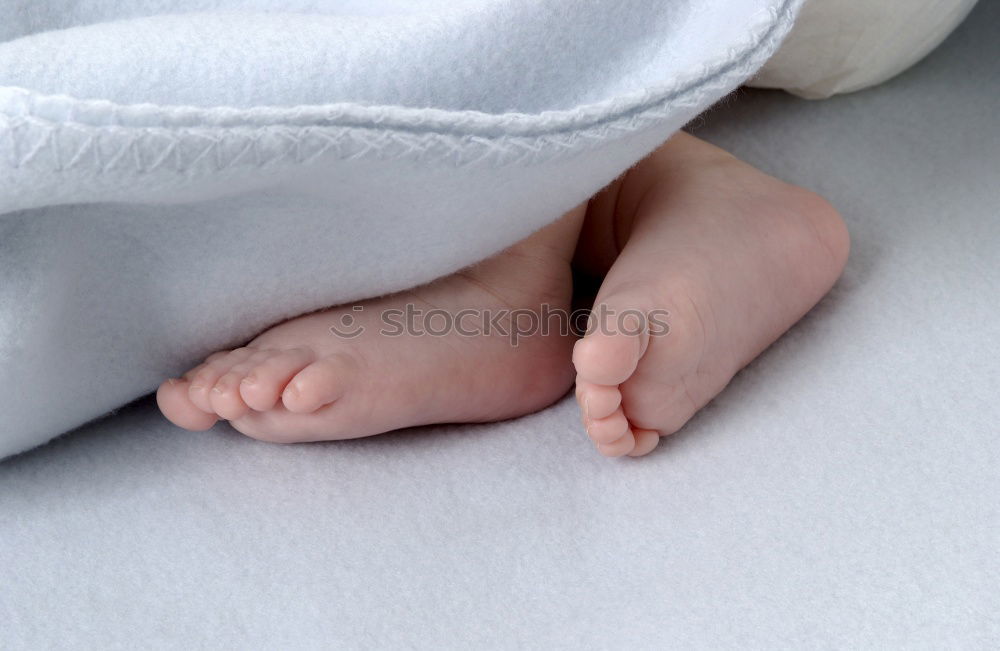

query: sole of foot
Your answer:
[573,133,850,457]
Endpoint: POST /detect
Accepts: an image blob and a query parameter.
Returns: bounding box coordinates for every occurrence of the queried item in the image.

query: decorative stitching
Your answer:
[0,0,800,177]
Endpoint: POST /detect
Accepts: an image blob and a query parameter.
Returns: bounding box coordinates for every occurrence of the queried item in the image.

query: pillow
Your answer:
[0,0,801,457]
[750,0,979,98]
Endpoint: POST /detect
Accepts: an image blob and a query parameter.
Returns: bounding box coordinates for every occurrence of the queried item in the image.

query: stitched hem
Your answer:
[0,0,800,174]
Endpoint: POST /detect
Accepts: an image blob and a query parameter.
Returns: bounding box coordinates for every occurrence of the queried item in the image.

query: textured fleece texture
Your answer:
[1,5,997,646]
[0,0,801,457]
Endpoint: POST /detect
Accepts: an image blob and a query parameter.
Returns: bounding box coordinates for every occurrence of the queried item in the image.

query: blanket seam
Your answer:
[0,0,799,174]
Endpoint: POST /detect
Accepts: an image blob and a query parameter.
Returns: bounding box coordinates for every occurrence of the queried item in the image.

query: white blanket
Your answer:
[0,0,800,458]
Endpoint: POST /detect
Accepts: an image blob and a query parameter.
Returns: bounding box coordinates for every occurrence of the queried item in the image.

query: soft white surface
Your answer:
[751,0,979,98]
[0,0,797,457]
[1,3,997,648]
[1,0,767,112]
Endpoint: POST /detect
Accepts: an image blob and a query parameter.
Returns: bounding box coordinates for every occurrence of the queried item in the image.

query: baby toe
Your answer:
[572,310,648,386]
[156,378,219,431]
[239,348,316,412]
[186,366,223,413]
[575,377,622,421]
[209,369,253,420]
[627,428,661,457]
[282,354,356,414]
[585,407,631,445]
[595,426,636,458]
[186,348,254,412]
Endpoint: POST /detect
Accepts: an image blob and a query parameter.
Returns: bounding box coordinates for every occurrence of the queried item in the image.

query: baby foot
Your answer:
[157,207,584,442]
[573,133,850,457]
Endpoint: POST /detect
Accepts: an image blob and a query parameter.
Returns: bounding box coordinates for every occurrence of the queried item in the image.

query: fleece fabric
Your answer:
[0,0,801,457]
[1,3,998,645]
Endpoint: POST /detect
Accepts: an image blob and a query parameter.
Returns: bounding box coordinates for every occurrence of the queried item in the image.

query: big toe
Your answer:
[157,378,219,431]
[573,306,649,386]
